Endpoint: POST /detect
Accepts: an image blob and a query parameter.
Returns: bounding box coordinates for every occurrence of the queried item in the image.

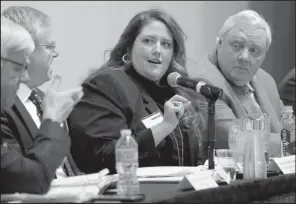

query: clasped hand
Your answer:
[42,75,84,124]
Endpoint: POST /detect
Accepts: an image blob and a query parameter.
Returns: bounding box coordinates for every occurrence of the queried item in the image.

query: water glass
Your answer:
[228,119,241,150]
[215,149,237,182]
[242,113,271,163]
[228,120,245,172]
[261,113,271,163]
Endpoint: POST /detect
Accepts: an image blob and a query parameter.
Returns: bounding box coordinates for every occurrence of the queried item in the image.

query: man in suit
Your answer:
[1,16,84,194]
[279,67,295,114]
[1,17,32,111]
[193,10,287,157]
[2,6,82,178]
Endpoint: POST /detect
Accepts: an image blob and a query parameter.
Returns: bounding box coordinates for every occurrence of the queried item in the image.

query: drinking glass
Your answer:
[228,119,245,172]
[241,113,269,179]
[242,113,271,163]
[215,149,237,182]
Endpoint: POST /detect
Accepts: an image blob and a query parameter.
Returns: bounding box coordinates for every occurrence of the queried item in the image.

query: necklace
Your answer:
[172,124,184,166]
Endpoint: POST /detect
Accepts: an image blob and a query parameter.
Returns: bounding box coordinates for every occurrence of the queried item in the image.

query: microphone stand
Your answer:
[200,86,223,170]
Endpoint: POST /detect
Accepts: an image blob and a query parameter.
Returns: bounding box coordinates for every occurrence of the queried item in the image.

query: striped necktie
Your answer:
[233,85,262,115]
[28,89,43,121]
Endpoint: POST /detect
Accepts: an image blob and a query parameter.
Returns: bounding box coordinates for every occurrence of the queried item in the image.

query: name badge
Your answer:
[141,111,163,129]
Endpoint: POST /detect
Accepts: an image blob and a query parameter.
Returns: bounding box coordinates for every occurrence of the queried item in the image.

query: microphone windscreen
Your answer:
[167,72,181,87]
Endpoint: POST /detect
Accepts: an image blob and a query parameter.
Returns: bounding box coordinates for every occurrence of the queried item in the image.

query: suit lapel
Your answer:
[15,98,39,138]
[141,92,161,115]
[251,76,282,133]
[14,97,39,139]
[6,98,35,152]
[127,70,161,115]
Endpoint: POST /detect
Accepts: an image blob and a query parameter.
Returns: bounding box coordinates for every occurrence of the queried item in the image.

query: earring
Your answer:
[122,53,131,64]
[216,37,222,45]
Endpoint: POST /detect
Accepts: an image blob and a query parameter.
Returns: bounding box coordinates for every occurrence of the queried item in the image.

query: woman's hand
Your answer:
[163,94,191,129]
[151,94,191,146]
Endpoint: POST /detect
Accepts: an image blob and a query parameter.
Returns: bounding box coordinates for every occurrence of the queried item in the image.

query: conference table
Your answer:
[1,172,295,203]
[97,173,295,203]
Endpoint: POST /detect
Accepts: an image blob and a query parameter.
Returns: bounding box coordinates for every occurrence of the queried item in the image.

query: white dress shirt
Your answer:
[17,83,67,178]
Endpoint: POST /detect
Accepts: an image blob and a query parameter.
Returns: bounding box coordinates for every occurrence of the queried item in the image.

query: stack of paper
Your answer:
[1,169,118,203]
[1,186,99,203]
[51,168,110,187]
[135,166,222,191]
[136,166,208,182]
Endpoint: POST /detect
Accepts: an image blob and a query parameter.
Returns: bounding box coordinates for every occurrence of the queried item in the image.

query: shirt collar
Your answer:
[17,83,32,103]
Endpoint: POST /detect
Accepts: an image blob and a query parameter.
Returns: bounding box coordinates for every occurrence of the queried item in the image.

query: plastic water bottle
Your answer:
[280,106,295,156]
[115,129,139,196]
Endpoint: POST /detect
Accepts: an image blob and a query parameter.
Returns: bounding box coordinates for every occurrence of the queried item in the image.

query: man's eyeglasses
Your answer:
[35,44,56,52]
[1,57,28,70]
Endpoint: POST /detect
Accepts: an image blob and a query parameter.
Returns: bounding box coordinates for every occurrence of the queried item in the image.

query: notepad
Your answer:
[136,166,207,178]
[1,169,117,203]
[1,185,99,203]
[51,168,110,187]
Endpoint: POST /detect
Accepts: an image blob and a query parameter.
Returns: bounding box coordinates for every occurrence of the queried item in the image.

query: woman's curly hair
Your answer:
[176,87,207,151]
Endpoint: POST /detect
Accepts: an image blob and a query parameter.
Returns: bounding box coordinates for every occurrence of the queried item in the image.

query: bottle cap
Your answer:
[282,106,293,113]
[120,129,132,137]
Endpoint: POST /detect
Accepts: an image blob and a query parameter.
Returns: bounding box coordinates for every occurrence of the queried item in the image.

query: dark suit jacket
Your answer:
[68,67,199,174]
[1,105,70,194]
[20,88,80,175]
[192,52,283,156]
[11,93,80,174]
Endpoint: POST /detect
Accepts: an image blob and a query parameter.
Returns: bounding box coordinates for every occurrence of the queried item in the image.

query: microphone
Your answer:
[167,72,223,101]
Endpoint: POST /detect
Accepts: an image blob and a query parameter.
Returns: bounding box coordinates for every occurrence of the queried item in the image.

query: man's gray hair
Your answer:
[1,15,35,58]
[2,6,51,42]
[217,10,272,50]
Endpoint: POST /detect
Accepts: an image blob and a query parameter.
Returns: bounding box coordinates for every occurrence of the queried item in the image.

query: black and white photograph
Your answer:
[1,1,295,203]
